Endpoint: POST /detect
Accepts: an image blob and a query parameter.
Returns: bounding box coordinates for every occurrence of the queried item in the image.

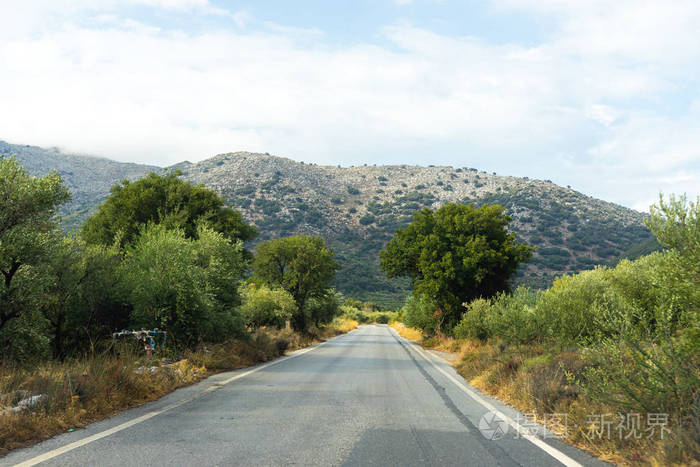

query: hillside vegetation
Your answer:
[4,141,654,306]
[182,152,653,305]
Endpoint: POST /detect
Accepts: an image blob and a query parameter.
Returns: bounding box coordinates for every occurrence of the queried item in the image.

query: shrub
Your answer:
[359,214,375,225]
[535,268,609,343]
[341,305,367,323]
[239,284,295,329]
[365,311,398,324]
[454,298,491,340]
[373,313,390,324]
[400,295,438,335]
[579,330,699,418]
[487,288,544,346]
[254,198,281,215]
[122,224,246,346]
[455,288,544,345]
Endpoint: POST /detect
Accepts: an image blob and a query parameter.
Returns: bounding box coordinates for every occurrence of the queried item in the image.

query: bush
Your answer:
[373,313,390,324]
[239,284,295,329]
[359,214,375,225]
[580,329,699,418]
[400,295,438,335]
[366,312,398,324]
[486,288,544,346]
[455,288,544,345]
[341,305,367,323]
[453,298,491,340]
[122,224,246,346]
[535,268,622,344]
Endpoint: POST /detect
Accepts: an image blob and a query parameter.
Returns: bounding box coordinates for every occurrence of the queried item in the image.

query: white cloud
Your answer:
[0,1,697,210]
[130,0,211,10]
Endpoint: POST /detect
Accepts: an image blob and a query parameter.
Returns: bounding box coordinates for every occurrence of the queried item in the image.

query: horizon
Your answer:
[1,1,698,212]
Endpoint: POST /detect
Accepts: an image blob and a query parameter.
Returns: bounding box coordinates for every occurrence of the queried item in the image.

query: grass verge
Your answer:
[0,317,358,456]
[390,322,699,466]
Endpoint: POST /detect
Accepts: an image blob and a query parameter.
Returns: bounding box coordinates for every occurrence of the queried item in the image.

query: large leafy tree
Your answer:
[82,171,256,248]
[252,235,339,332]
[0,156,70,332]
[380,203,533,331]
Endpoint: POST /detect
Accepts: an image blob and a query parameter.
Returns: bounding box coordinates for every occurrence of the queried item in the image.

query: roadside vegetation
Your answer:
[338,299,399,325]
[2,152,696,465]
[0,321,357,455]
[0,156,357,454]
[389,195,699,466]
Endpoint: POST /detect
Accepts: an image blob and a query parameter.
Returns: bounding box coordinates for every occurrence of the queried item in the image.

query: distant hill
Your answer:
[1,141,655,307]
[180,152,654,305]
[0,141,159,230]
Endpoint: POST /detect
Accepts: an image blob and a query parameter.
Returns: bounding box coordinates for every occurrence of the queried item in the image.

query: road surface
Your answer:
[2,325,607,466]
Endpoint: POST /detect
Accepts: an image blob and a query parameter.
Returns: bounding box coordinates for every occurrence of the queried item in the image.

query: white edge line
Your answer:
[390,327,583,467]
[13,331,355,467]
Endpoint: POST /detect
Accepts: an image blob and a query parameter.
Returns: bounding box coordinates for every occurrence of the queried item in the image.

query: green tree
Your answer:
[194,224,249,312]
[0,156,70,332]
[122,223,246,346]
[252,235,339,332]
[399,294,438,335]
[307,290,341,328]
[82,171,256,248]
[645,193,699,329]
[380,203,533,332]
[42,236,127,358]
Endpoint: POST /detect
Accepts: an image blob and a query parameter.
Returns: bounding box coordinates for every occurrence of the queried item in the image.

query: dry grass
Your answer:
[330,317,360,334]
[0,318,358,457]
[396,324,699,466]
[390,322,424,342]
[451,340,672,466]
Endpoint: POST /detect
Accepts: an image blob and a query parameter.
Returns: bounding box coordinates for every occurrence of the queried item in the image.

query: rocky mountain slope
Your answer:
[181,152,653,305]
[1,142,654,307]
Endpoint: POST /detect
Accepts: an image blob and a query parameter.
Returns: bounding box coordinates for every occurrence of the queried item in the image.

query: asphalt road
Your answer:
[3,325,607,466]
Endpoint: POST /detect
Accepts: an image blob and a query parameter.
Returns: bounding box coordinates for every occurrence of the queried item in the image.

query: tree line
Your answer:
[0,157,340,362]
[2,153,538,363]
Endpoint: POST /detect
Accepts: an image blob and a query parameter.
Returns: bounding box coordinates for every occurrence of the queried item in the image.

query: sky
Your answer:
[1,1,698,211]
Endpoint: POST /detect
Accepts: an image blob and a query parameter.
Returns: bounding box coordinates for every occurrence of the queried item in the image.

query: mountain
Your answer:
[0,141,655,307]
[0,141,160,230]
[180,152,654,305]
